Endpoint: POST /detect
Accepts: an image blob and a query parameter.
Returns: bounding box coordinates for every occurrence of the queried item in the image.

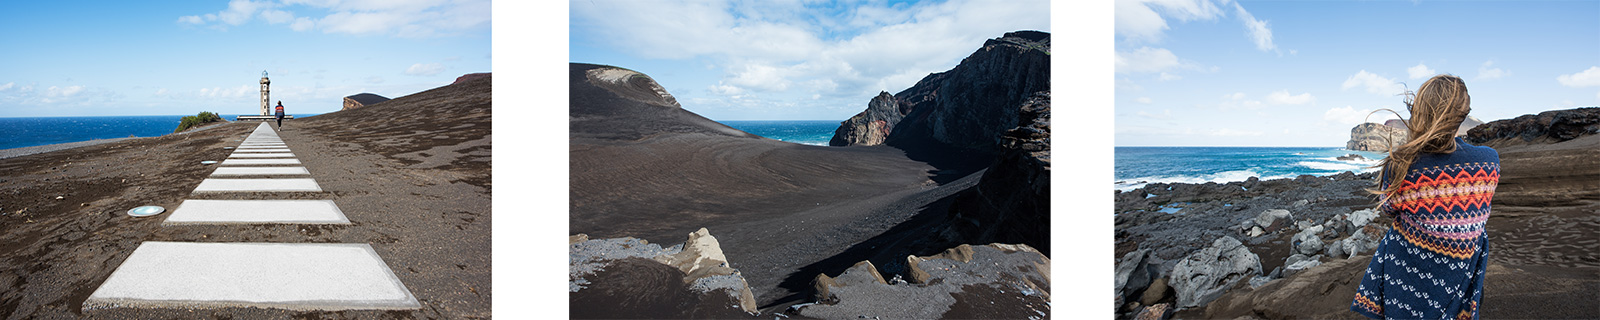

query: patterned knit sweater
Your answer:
[1353,137,1499,320]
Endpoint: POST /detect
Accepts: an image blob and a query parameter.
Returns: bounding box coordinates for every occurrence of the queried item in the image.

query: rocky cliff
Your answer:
[1464,107,1600,146]
[828,92,903,146]
[942,91,1051,254]
[341,93,390,111]
[830,30,1050,157]
[1345,122,1407,151]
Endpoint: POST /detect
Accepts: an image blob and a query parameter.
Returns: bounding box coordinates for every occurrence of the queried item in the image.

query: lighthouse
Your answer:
[259,70,271,116]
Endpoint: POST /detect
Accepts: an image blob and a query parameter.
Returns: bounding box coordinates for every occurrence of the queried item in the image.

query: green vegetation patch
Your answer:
[174,111,224,133]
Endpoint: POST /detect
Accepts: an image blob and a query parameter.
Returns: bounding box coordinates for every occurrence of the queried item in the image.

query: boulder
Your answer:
[798,243,1050,319]
[1282,256,1323,278]
[1169,236,1263,308]
[1140,277,1171,306]
[568,228,758,317]
[1292,225,1325,255]
[1336,154,1368,161]
[1335,224,1387,259]
[1134,303,1173,320]
[1255,209,1292,232]
[1114,249,1159,306]
[1347,208,1378,228]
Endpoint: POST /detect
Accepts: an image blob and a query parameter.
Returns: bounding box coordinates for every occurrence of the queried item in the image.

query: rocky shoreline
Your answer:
[1117,107,1600,319]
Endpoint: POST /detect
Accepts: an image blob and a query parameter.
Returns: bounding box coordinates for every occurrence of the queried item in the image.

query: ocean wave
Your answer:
[1114,170,1296,192]
[1296,161,1361,171]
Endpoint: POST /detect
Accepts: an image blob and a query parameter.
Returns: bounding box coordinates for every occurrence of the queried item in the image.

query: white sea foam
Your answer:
[1113,170,1295,192]
[1297,161,1361,171]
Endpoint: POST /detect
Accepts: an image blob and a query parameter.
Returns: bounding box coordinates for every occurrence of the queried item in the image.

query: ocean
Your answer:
[0,114,320,150]
[720,120,841,146]
[1115,146,1388,191]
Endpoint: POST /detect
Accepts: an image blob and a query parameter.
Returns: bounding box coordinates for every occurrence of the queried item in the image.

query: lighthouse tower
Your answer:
[259,70,271,116]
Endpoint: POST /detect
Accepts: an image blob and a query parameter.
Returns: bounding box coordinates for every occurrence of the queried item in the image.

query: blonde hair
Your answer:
[1370,74,1472,205]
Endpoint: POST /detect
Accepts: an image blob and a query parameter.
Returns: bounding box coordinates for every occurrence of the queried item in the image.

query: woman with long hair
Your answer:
[1351,74,1499,319]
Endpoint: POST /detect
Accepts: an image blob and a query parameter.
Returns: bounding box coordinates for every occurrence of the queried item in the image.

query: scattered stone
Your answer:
[1114,249,1158,306]
[1255,209,1292,230]
[1282,256,1324,278]
[569,228,758,316]
[1248,275,1274,289]
[1291,199,1309,207]
[1292,225,1325,255]
[1134,303,1173,320]
[1140,277,1170,306]
[799,243,1051,319]
[1170,236,1262,308]
[1347,208,1378,228]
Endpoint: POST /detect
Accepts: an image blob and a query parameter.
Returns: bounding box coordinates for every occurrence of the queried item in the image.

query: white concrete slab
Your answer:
[192,178,321,192]
[241,142,284,145]
[228,153,296,158]
[236,145,287,149]
[86,242,418,311]
[220,159,301,166]
[163,200,348,225]
[210,167,309,176]
[231,148,293,153]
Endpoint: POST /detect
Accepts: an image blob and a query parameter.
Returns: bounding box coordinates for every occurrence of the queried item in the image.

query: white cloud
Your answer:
[1219,92,1264,110]
[1265,90,1313,105]
[1323,106,1399,126]
[219,0,272,25]
[290,17,315,31]
[260,9,295,24]
[366,76,385,84]
[404,63,446,76]
[155,88,169,95]
[1116,47,1183,74]
[1115,0,1226,44]
[179,0,487,37]
[177,15,205,24]
[198,85,253,99]
[1158,72,1182,81]
[1135,97,1153,104]
[1558,66,1600,87]
[1205,128,1263,136]
[709,83,744,95]
[1232,2,1275,52]
[571,0,1049,101]
[1476,60,1507,80]
[1342,70,1405,96]
[1557,100,1576,108]
[0,82,12,91]
[1136,109,1171,120]
[1407,63,1435,80]
[45,86,84,98]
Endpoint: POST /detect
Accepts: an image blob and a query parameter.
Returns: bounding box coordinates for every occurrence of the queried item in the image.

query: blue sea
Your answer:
[1115,147,1388,191]
[0,114,320,150]
[720,120,841,146]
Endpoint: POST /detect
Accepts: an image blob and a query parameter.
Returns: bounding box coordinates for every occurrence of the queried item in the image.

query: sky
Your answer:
[1115,0,1600,147]
[0,0,490,117]
[569,0,1052,121]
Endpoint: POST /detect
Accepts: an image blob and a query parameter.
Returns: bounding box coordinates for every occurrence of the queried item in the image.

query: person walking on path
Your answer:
[275,101,286,129]
[1351,74,1499,320]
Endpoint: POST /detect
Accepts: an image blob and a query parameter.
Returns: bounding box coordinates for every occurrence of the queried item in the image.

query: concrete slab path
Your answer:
[163,200,349,225]
[228,153,296,158]
[85,242,419,311]
[220,159,301,166]
[209,167,309,176]
[192,178,321,192]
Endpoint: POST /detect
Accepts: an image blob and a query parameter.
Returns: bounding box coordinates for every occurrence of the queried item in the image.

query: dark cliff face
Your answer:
[828,30,1051,158]
[1464,107,1600,146]
[944,91,1051,254]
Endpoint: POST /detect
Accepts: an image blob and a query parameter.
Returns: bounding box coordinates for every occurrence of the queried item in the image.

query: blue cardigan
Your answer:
[1352,137,1499,320]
